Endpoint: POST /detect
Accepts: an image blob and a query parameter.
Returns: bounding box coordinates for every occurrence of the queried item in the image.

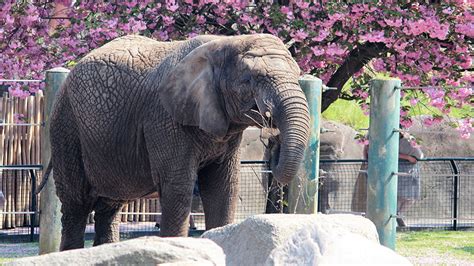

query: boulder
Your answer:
[320,120,364,160]
[266,222,411,265]
[202,214,382,266]
[7,237,225,266]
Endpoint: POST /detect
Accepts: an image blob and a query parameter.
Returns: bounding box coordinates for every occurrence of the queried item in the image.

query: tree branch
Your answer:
[322,42,387,112]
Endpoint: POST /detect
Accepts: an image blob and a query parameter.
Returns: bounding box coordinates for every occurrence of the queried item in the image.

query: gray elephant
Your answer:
[49,34,310,250]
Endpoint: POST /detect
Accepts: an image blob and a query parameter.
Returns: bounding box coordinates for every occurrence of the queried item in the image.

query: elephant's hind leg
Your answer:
[51,91,93,251]
[92,198,123,246]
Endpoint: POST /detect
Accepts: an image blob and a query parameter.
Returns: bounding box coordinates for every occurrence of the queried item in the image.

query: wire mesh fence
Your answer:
[0,159,473,242]
[319,158,474,230]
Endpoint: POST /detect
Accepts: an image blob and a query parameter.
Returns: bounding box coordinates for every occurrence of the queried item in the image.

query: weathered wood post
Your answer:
[288,75,322,214]
[366,78,401,250]
[39,67,69,254]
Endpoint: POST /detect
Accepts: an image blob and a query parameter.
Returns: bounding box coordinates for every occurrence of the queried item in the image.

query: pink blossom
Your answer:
[419,62,433,72]
[310,47,324,56]
[455,23,474,38]
[423,116,442,127]
[9,86,30,99]
[384,18,402,27]
[429,98,446,109]
[459,56,472,69]
[311,61,326,68]
[157,31,169,41]
[360,31,386,43]
[456,118,473,139]
[312,28,329,42]
[280,6,294,20]
[409,98,418,106]
[429,23,449,40]
[165,0,179,12]
[216,17,228,25]
[196,15,206,25]
[325,43,346,56]
[290,29,308,42]
[162,16,175,27]
[400,118,413,128]
[357,138,369,146]
[13,113,26,124]
[353,89,369,99]
[295,0,310,9]
[372,59,386,72]
[124,0,137,8]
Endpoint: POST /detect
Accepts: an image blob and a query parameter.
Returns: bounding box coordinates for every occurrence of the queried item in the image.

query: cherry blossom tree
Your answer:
[1,0,472,137]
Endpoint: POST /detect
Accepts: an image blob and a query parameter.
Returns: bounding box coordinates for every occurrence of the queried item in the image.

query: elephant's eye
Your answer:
[241,74,252,85]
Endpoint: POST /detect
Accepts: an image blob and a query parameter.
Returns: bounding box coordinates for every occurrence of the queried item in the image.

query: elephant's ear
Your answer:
[158,42,229,138]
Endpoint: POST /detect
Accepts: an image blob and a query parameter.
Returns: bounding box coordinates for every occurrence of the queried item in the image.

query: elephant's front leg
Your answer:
[159,174,195,237]
[198,150,240,230]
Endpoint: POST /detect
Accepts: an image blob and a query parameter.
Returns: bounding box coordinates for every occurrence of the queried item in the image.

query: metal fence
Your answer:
[0,158,472,242]
[319,158,474,230]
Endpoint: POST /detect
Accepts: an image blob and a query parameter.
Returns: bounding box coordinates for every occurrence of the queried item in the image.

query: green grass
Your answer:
[397,231,474,261]
[322,97,472,131]
[322,99,369,130]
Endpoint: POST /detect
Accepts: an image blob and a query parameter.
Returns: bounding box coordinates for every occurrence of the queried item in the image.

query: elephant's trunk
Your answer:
[270,85,310,185]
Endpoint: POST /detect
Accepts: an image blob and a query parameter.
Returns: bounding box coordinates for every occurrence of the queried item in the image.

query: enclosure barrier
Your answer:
[39,68,69,254]
[287,75,322,214]
[366,78,401,249]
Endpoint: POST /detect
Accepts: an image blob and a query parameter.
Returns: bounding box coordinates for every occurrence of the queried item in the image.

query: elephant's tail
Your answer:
[36,161,52,194]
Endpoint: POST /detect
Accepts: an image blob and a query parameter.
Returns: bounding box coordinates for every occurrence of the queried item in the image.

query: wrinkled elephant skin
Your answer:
[50,34,310,250]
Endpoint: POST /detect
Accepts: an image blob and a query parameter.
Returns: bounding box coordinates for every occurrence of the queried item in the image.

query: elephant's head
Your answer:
[159,34,310,185]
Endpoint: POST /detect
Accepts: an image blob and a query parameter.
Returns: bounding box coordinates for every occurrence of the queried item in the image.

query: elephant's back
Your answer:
[59,36,181,199]
[80,35,181,72]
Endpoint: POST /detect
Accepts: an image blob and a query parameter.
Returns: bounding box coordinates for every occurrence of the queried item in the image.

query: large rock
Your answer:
[202,214,382,266]
[320,120,364,160]
[8,237,225,266]
[266,222,411,265]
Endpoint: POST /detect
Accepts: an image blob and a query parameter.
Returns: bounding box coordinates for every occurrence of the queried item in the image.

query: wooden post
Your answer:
[288,75,322,214]
[39,67,69,254]
[366,78,401,250]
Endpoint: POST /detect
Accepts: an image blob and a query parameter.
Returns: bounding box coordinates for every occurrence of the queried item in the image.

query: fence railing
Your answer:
[319,158,474,230]
[0,158,472,242]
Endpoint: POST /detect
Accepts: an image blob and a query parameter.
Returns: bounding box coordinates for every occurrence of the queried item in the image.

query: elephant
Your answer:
[49,34,310,250]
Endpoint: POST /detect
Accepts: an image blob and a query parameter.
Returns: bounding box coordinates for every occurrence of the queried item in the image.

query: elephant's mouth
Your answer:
[245,104,276,129]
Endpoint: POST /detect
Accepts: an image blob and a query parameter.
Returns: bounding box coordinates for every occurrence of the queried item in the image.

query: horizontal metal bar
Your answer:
[393,172,413,177]
[322,85,338,91]
[0,123,44,127]
[0,79,43,83]
[319,158,474,163]
[117,212,205,216]
[404,217,474,221]
[0,211,37,214]
[419,173,474,177]
[240,170,272,173]
[240,160,269,164]
[397,128,466,136]
[396,85,472,90]
[0,165,43,170]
